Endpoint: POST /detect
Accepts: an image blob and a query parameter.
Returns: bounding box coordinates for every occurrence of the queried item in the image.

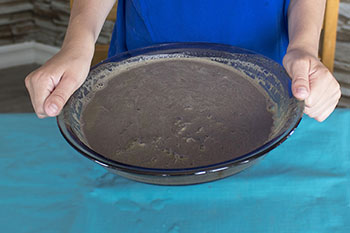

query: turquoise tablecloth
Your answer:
[0,110,349,233]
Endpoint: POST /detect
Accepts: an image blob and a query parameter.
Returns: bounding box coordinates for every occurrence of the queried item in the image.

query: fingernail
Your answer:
[296,87,308,98]
[47,104,58,115]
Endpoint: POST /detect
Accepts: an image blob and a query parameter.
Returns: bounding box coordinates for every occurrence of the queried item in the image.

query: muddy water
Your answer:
[81,58,274,169]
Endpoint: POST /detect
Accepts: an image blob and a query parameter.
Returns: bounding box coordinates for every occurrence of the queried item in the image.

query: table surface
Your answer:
[0,109,350,233]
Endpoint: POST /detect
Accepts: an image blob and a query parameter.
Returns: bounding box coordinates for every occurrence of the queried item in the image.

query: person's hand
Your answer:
[283,48,341,122]
[25,47,93,118]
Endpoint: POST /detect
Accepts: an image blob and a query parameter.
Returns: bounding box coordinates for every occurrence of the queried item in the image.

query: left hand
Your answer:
[283,48,341,122]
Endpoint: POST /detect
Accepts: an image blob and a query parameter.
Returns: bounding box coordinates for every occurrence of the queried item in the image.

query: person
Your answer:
[25,0,341,122]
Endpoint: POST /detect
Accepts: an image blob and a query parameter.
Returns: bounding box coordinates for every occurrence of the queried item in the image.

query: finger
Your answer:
[304,89,341,118]
[305,67,339,109]
[304,86,333,114]
[25,75,41,117]
[44,73,83,117]
[289,59,311,100]
[25,72,58,118]
[315,102,338,122]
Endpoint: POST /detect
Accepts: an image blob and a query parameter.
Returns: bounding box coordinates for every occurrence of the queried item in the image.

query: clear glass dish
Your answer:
[57,42,304,185]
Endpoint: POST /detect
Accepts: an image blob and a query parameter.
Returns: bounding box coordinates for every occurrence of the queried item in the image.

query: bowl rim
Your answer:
[57,42,304,176]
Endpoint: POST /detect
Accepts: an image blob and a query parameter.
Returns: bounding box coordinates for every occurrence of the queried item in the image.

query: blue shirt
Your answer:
[109,0,290,64]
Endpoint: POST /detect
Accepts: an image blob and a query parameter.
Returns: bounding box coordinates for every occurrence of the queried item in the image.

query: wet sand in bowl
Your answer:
[81,58,274,169]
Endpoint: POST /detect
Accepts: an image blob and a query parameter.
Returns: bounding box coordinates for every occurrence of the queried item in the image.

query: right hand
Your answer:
[25,47,93,118]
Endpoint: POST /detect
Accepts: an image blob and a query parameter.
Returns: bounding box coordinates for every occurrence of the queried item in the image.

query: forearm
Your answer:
[287,0,326,56]
[61,0,116,56]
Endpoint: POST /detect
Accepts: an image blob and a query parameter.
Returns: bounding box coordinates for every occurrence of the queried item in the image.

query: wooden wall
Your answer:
[0,0,113,47]
[334,0,350,107]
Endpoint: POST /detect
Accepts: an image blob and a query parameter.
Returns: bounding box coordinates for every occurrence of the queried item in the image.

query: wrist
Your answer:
[286,43,319,58]
[61,27,96,59]
[61,40,95,60]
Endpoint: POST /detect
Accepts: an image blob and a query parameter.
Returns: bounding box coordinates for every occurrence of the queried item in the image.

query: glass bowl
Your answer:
[57,42,304,185]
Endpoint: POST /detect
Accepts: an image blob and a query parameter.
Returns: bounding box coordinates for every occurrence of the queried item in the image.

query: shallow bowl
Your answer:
[57,42,303,185]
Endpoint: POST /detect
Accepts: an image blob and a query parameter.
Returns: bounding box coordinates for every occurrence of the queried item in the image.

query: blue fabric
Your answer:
[109,0,290,64]
[1,109,350,232]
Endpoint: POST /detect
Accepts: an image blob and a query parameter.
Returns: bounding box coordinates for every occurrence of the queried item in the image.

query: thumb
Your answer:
[290,59,311,100]
[44,74,81,117]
